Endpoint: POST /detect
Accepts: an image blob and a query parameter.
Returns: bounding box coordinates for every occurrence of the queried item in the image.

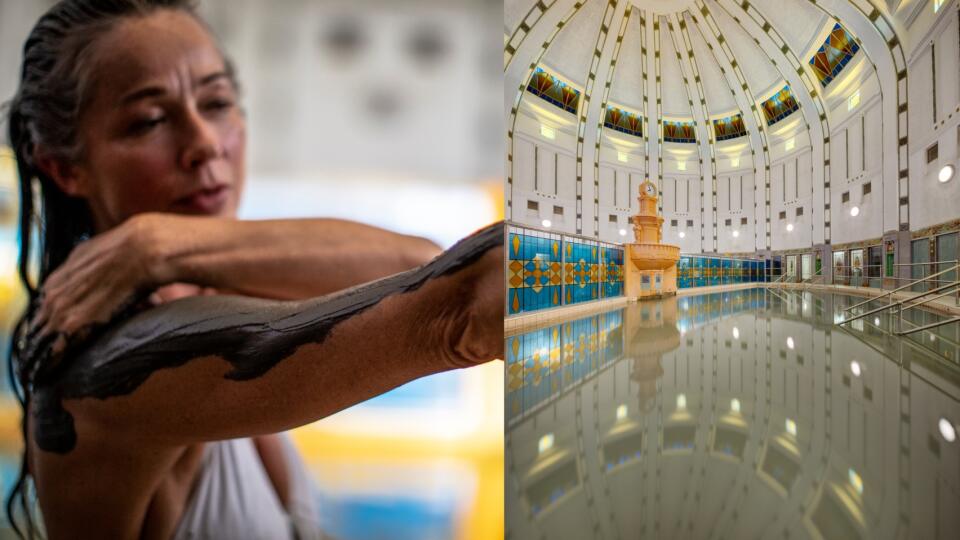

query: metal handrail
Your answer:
[893,260,958,267]
[837,277,960,327]
[842,262,960,313]
[897,316,960,336]
[801,267,824,284]
[901,286,960,312]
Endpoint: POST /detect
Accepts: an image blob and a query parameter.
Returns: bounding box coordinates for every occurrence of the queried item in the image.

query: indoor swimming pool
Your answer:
[505,288,960,540]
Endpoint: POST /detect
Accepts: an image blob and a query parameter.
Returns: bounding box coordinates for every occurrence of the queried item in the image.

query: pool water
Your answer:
[506,287,960,540]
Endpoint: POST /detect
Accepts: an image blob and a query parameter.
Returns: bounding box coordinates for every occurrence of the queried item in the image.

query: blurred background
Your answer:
[0,0,502,538]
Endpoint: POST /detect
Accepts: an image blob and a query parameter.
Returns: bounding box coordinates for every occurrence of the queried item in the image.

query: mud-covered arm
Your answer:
[30,222,503,454]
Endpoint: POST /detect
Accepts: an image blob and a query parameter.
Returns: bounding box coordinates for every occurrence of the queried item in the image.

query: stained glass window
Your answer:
[526,66,581,114]
[809,23,860,87]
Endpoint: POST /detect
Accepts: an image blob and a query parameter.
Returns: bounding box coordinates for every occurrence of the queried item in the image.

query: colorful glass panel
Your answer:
[760,85,800,126]
[809,23,860,87]
[526,67,581,115]
[663,119,697,143]
[712,114,747,141]
[604,106,644,138]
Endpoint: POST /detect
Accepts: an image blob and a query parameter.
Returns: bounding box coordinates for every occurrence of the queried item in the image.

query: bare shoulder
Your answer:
[29,400,204,539]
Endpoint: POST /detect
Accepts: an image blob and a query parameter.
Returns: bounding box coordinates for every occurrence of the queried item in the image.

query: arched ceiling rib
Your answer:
[609,13,646,111]
[686,17,736,115]
[709,4,782,97]
[541,0,607,84]
[660,20,692,118]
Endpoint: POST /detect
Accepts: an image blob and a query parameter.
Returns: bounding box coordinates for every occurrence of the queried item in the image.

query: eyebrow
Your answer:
[120,71,232,105]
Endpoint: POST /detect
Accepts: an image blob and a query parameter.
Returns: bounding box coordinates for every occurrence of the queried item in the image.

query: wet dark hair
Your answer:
[3,1,234,536]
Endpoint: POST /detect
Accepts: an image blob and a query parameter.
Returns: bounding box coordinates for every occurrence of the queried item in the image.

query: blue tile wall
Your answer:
[507,225,625,315]
[507,225,767,314]
[676,255,768,289]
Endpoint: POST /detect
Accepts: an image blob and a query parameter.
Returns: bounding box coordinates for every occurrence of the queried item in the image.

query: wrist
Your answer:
[130,212,180,286]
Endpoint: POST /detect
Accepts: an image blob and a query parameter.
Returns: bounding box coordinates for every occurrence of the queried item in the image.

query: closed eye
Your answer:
[203,99,234,113]
[129,116,167,135]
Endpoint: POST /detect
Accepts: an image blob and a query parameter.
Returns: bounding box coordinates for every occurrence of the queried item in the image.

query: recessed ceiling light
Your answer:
[538,433,554,454]
[786,223,794,232]
[786,336,795,349]
[850,206,860,217]
[732,230,740,237]
[851,360,861,377]
[541,219,552,228]
[619,228,627,236]
[731,398,741,413]
[679,231,686,238]
[939,164,955,183]
[848,468,863,495]
[847,90,860,111]
[940,418,956,442]
[732,327,740,339]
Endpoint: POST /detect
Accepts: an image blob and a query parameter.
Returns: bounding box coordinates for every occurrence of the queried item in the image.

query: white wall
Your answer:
[906,6,960,231]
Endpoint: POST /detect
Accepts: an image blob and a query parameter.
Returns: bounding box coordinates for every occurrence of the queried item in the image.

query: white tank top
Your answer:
[172,435,324,540]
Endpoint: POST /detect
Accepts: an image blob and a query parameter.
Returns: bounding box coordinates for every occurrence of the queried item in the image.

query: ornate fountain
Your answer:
[624,180,681,299]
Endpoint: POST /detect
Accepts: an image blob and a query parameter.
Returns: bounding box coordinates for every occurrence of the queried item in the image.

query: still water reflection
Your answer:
[506,288,960,540]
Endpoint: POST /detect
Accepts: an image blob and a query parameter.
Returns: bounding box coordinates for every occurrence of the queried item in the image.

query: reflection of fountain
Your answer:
[625,296,680,411]
[625,180,681,299]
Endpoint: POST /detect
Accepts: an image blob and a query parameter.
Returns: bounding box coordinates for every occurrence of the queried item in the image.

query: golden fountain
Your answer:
[624,180,681,299]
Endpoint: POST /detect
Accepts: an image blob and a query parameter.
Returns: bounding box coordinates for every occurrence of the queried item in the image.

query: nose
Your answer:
[179,110,223,170]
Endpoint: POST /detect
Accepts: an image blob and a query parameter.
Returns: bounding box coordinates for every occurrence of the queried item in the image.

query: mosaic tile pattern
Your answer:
[809,23,860,88]
[507,228,563,314]
[564,238,599,305]
[507,225,624,315]
[526,66,581,115]
[760,85,800,126]
[677,256,766,289]
[506,310,623,419]
[603,105,644,138]
[712,114,747,141]
[663,119,697,143]
[600,245,624,298]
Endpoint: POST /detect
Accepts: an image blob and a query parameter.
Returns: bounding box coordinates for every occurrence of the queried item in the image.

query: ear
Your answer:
[33,147,89,198]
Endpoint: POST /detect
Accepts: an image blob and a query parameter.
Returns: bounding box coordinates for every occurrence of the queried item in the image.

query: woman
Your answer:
[5,0,503,538]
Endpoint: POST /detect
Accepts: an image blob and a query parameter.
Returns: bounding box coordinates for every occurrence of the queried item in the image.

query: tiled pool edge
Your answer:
[505,297,629,336]
[504,282,762,336]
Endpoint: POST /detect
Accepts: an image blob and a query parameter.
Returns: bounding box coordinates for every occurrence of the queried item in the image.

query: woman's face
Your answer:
[68,10,246,232]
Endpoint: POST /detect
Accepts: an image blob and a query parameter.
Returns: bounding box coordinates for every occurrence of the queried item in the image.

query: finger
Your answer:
[21,330,60,380]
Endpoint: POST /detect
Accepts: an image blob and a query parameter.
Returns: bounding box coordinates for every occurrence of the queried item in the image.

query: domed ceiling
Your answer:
[505,0,914,254]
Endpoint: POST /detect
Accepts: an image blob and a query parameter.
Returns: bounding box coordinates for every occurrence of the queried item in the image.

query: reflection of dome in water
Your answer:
[624,301,681,357]
[626,325,681,359]
[630,357,663,412]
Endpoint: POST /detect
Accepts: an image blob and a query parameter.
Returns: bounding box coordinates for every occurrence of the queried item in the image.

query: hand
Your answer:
[27,213,168,358]
[445,244,505,368]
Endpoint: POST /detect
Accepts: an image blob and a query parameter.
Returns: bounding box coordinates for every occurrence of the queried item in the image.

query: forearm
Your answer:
[30,222,503,453]
[146,214,441,299]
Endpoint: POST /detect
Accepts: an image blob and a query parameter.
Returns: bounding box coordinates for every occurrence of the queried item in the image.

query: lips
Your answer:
[174,185,230,214]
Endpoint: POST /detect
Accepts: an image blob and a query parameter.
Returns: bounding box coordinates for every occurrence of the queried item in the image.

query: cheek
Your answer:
[92,144,183,219]
[222,121,247,207]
